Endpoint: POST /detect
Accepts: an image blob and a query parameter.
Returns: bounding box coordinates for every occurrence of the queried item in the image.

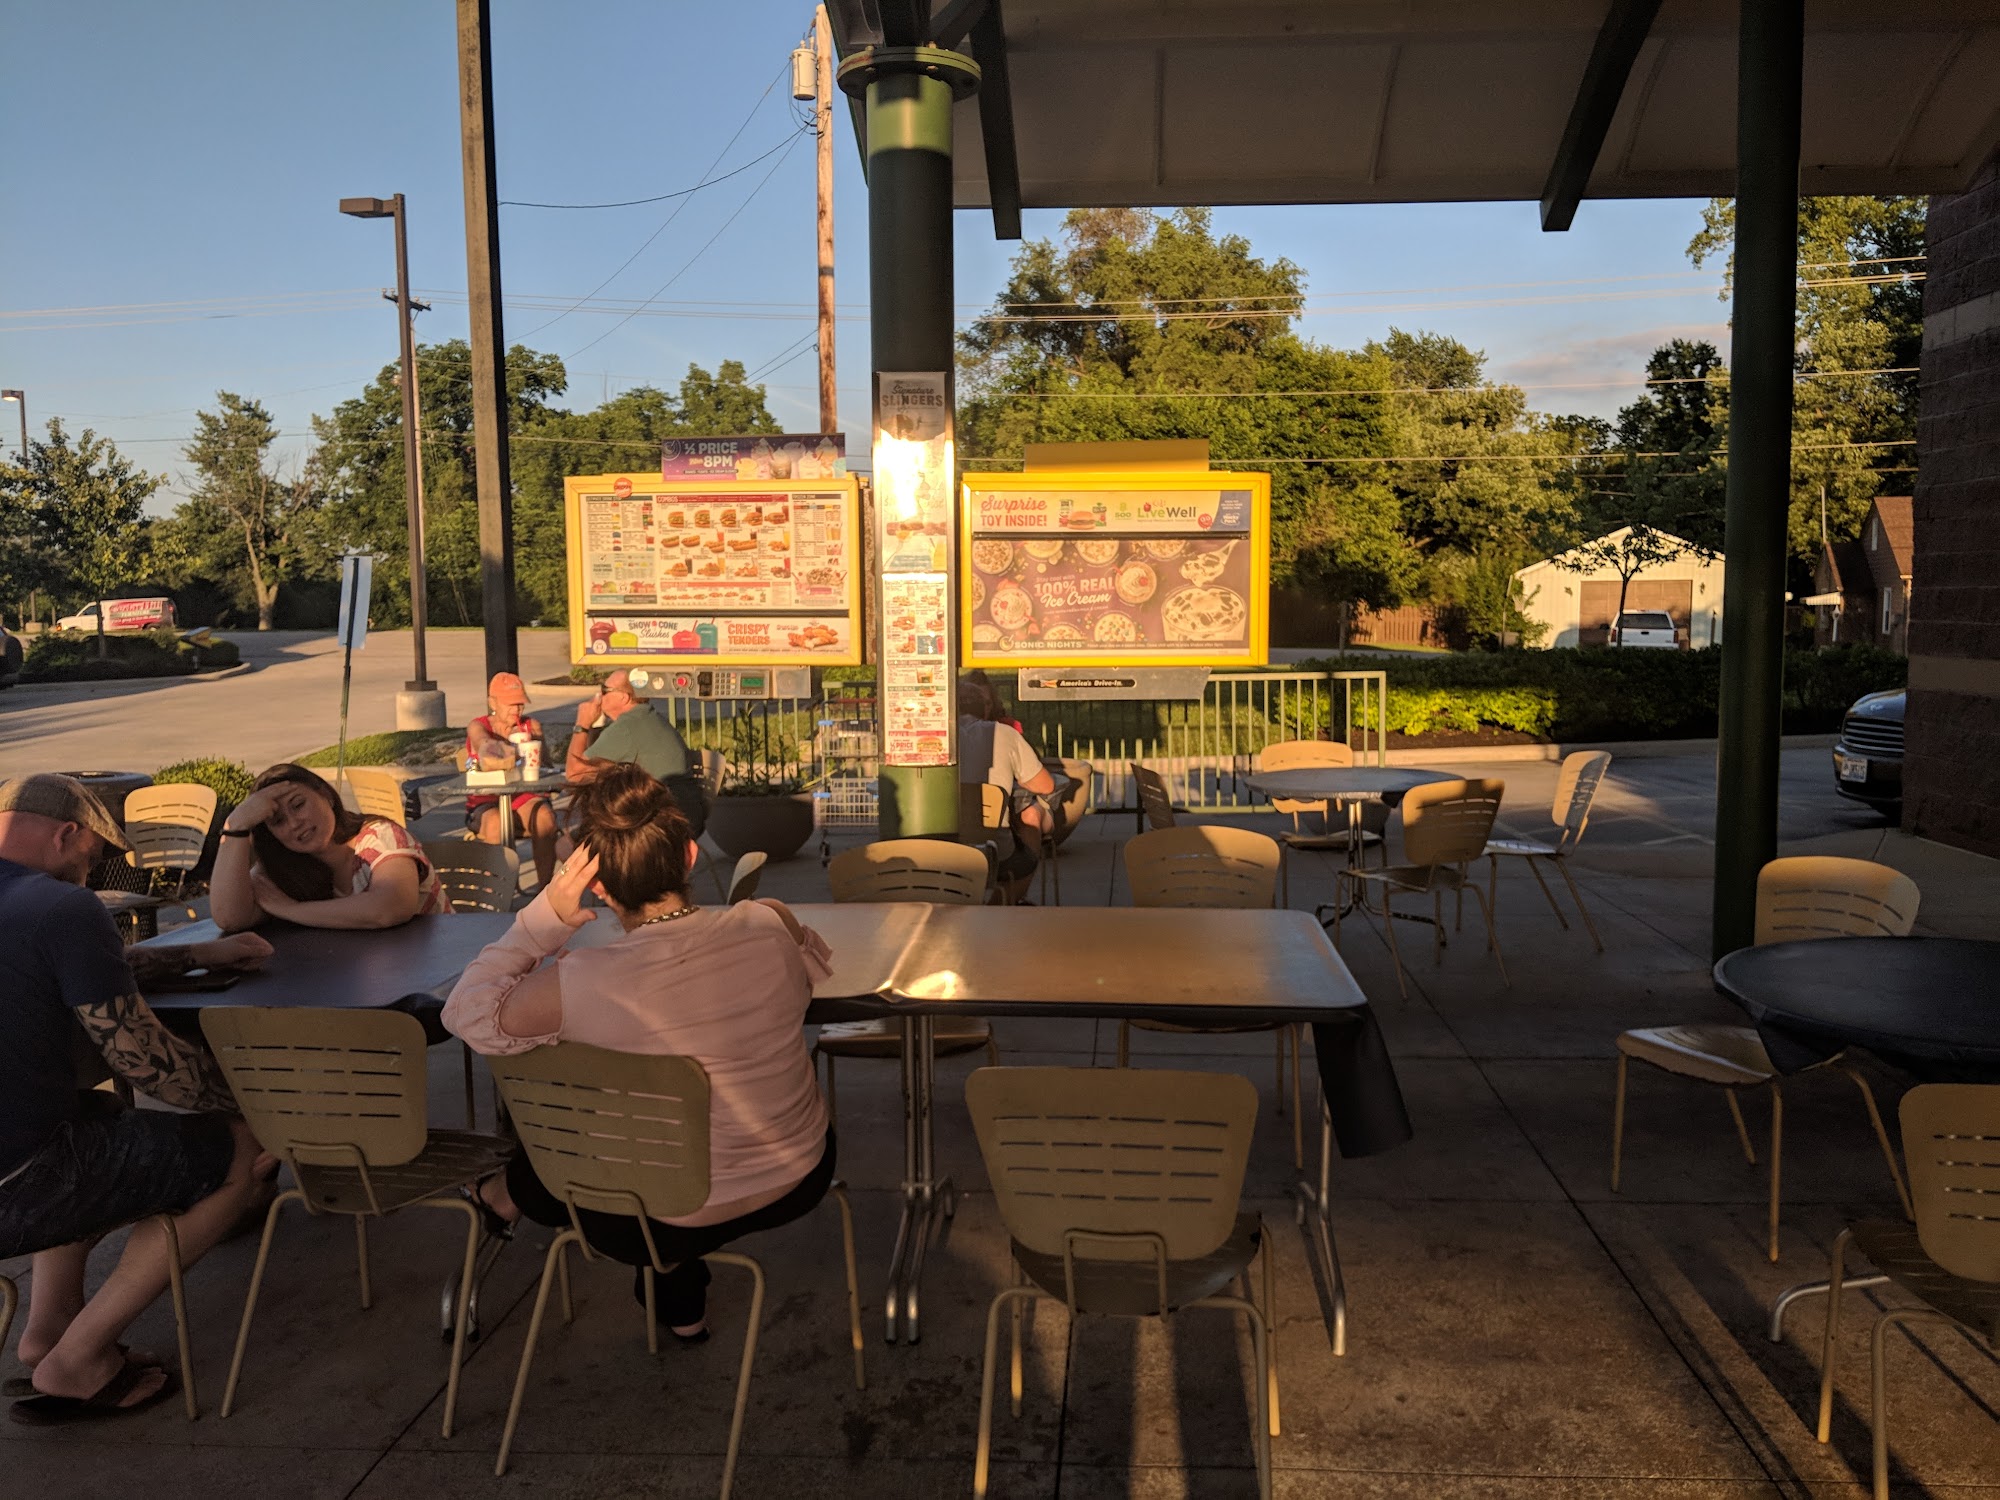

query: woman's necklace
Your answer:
[637,903,700,929]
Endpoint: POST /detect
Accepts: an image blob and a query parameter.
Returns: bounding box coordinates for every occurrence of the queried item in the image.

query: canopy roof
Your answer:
[831,1,2000,232]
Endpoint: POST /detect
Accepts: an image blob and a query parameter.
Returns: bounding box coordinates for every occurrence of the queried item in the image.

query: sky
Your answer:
[2,2,1729,514]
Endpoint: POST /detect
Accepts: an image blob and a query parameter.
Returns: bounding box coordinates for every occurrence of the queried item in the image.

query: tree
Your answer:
[1688,195,1924,564]
[174,392,327,629]
[958,208,1412,611]
[0,419,163,656]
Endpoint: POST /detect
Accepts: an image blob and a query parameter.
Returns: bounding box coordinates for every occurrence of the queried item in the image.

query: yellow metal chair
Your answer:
[343,767,410,827]
[122,782,219,905]
[958,780,1019,902]
[1129,762,1180,831]
[1256,740,1389,905]
[967,1066,1278,1500]
[1483,750,1611,952]
[690,748,731,899]
[423,837,520,912]
[1817,1084,2000,1499]
[1,1217,200,1420]
[725,850,768,905]
[818,839,998,1123]
[200,1007,513,1437]
[1116,826,1305,1169]
[489,1045,864,1495]
[1334,778,1508,1000]
[1612,856,1920,1261]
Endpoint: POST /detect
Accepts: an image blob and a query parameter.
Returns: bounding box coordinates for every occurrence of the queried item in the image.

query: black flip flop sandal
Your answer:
[459,1182,514,1242]
[10,1359,178,1426]
[5,1345,160,1399]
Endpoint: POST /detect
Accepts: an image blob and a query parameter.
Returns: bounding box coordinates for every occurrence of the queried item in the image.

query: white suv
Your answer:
[1613,610,1680,649]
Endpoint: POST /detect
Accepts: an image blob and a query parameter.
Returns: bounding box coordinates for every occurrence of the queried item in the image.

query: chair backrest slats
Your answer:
[1401,778,1505,867]
[1124,826,1280,910]
[828,838,989,905]
[727,850,768,905]
[958,781,1011,840]
[1753,856,1920,944]
[344,768,409,828]
[1256,740,1354,817]
[122,784,218,874]
[1900,1084,2000,1284]
[423,838,520,912]
[1130,764,1178,830]
[1551,751,1611,849]
[968,1067,1256,1262]
[492,1045,711,1226]
[200,1008,431,1175]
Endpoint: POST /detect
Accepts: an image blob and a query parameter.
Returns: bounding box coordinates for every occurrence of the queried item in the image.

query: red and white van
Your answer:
[58,597,178,633]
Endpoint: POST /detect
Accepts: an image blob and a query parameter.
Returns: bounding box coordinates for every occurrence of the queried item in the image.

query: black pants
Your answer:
[505,1131,836,1326]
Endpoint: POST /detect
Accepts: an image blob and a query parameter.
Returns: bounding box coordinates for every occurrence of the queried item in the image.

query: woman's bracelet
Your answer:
[220,827,254,839]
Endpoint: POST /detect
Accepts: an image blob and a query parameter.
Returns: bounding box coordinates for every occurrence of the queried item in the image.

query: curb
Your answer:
[1383,732,1838,766]
[1,660,257,695]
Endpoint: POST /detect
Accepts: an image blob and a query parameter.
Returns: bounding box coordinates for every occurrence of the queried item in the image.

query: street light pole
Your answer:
[0,391,24,460]
[339,195,446,729]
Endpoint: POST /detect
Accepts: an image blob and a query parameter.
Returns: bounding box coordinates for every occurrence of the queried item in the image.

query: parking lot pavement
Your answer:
[0,630,588,780]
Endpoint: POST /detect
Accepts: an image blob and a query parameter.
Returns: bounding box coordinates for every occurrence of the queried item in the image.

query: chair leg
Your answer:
[1817,1227,1852,1442]
[157,1214,198,1420]
[830,1184,865,1391]
[429,1197,482,1438]
[461,1041,478,1129]
[821,1051,837,1130]
[1725,1090,1759,1164]
[496,1227,583,1477]
[1290,1026,1305,1173]
[975,1287,1040,1499]
[1261,1220,1280,1437]
[1870,1307,1945,1500]
[1610,1054,1629,1192]
[1839,1067,1915,1220]
[1552,857,1604,953]
[1117,1021,1131,1067]
[707,1251,766,1500]
[1273,1031,1287,1120]
[1525,856,1568,929]
[221,1187,304,1418]
[355,1215,372,1310]
[0,1274,15,1361]
[643,1266,658,1355]
[1467,882,1508,987]
[1431,890,1445,964]
[1008,1267,1025,1418]
[557,1240,574,1325]
[1767,1082,1785,1263]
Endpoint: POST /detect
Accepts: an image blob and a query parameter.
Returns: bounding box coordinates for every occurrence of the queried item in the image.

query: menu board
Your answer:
[879,575,952,763]
[959,472,1270,668]
[565,474,862,666]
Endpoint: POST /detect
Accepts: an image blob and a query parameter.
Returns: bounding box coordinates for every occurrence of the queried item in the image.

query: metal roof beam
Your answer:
[969,1,1022,239]
[1540,0,1663,231]
[931,0,988,49]
[875,0,930,48]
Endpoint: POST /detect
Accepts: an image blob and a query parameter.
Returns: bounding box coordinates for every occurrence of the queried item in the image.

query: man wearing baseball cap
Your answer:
[466,671,559,887]
[0,775,275,1422]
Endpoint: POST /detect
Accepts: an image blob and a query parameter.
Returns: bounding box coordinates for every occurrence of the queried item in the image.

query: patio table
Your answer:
[1245,766,1458,921]
[450,772,568,845]
[140,902,1410,1353]
[1713,936,2000,1341]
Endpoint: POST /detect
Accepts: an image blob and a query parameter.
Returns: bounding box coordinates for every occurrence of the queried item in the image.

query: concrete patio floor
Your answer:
[7,753,2000,1497]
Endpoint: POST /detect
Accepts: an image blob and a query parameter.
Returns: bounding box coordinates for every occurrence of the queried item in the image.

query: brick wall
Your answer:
[1905,151,2000,856]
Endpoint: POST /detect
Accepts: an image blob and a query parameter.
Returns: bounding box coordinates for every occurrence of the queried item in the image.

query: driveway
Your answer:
[0,629,590,779]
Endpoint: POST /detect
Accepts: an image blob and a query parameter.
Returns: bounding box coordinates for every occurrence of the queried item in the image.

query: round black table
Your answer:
[1713,936,2000,1082]
[1245,767,1459,920]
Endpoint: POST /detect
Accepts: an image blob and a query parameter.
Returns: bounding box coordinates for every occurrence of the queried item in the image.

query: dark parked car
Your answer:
[0,626,21,688]
[1833,689,1904,812]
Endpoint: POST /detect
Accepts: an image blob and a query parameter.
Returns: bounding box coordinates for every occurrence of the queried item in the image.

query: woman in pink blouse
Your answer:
[443,763,833,1341]
[211,763,446,932]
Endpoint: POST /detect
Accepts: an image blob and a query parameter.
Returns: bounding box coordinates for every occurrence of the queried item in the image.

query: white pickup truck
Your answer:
[1612,610,1681,649]
[57,597,177,633]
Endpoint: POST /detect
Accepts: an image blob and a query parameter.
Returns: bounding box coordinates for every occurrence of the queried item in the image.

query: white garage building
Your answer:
[1513,529,1725,649]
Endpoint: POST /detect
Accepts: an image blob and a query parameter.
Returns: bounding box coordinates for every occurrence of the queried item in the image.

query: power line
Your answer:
[500,134,804,210]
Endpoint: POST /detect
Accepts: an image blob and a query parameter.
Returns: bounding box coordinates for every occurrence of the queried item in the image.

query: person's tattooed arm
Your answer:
[74,993,238,1114]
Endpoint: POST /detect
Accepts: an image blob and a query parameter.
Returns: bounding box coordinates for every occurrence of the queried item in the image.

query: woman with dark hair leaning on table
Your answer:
[210,762,447,932]
[442,762,835,1341]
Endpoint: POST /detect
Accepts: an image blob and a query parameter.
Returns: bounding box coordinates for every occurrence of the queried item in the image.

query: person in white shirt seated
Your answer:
[956,672,1057,903]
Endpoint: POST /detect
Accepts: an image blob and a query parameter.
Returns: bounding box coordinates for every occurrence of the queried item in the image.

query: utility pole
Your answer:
[455,0,518,679]
[814,5,838,434]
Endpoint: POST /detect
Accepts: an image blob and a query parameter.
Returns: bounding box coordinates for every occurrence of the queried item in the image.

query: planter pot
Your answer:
[705,793,816,862]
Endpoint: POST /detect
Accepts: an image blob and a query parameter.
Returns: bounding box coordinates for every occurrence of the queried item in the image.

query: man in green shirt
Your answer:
[566,669,704,835]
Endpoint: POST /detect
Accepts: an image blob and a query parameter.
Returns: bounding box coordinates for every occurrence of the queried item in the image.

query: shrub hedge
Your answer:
[1299,644,1907,742]
[20,628,241,682]
[152,758,256,806]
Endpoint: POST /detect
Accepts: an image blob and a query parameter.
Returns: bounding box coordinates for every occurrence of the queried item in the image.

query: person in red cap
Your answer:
[465,672,558,886]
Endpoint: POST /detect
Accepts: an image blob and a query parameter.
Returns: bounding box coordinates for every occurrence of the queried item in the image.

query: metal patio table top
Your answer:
[1245,767,1459,805]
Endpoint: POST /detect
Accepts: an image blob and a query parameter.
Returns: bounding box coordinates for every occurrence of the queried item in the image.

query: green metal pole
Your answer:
[844,47,980,839]
[1712,0,1803,957]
